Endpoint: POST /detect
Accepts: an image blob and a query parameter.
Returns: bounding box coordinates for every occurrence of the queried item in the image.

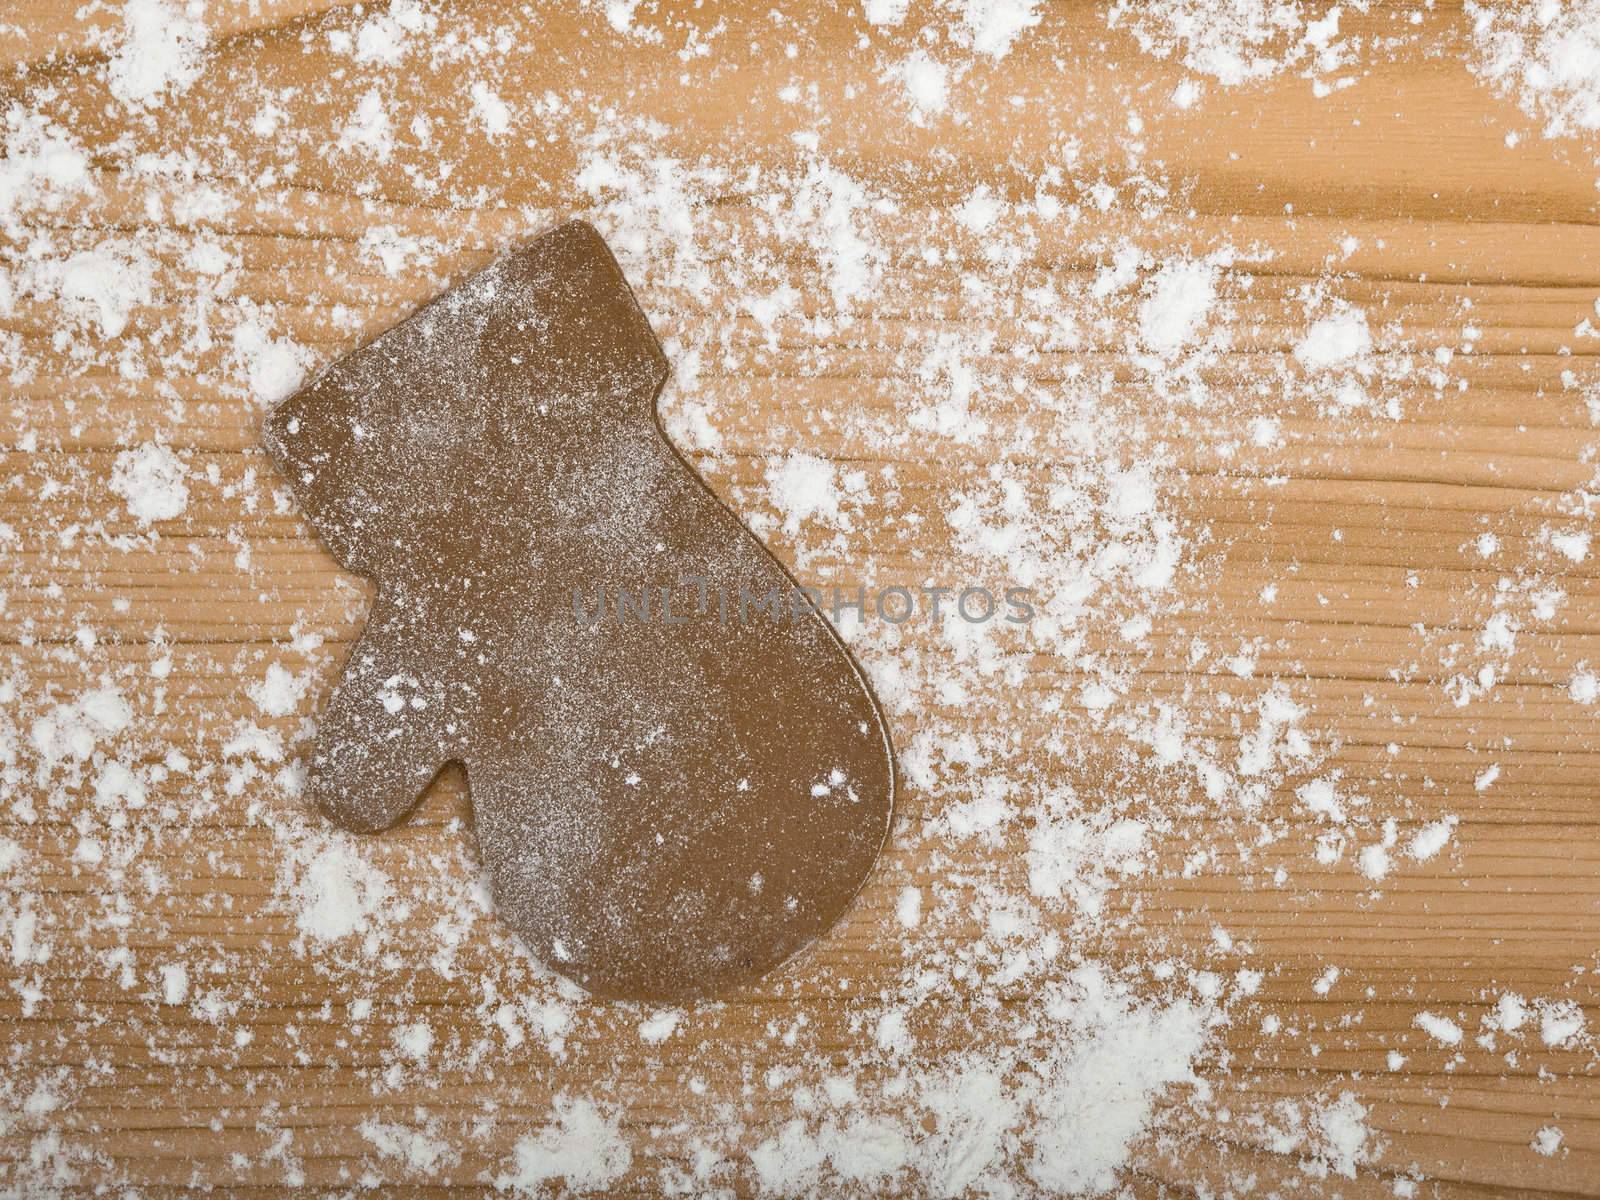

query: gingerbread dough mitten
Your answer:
[264,221,895,1002]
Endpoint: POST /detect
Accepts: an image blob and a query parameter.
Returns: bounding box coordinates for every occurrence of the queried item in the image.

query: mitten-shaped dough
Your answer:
[264,222,895,1002]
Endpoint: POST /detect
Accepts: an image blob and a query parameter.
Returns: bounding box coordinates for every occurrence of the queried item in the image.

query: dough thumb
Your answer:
[307,630,452,834]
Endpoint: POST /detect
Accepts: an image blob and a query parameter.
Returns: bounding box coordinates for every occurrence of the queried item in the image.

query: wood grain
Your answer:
[3,1,1600,1196]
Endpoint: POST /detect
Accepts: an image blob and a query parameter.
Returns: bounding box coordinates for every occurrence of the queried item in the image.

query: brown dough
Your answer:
[262,221,895,1002]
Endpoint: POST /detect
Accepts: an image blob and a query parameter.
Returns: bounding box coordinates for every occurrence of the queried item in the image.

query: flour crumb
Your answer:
[249,664,306,718]
[890,51,950,123]
[107,0,210,109]
[895,886,923,928]
[496,1098,632,1194]
[471,82,512,137]
[638,1010,681,1044]
[395,1020,434,1061]
[956,0,1043,59]
[1538,1000,1585,1048]
[1357,843,1391,882]
[1311,1092,1375,1179]
[874,1008,912,1055]
[110,443,189,526]
[1138,258,1218,357]
[1467,0,1600,141]
[862,0,909,27]
[1407,817,1457,862]
[1295,304,1372,370]
[766,453,847,535]
[232,318,309,404]
[291,840,393,943]
[1531,1125,1564,1156]
[1414,1011,1463,1046]
[159,962,189,1005]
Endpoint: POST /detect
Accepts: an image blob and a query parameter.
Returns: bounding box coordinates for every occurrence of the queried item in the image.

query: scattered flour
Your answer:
[1026,968,1209,1194]
[862,0,909,27]
[249,664,306,719]
[26,243,156,340]
[29,687,133,767]
[291,840,394,943]
[106,0,210,109]
[894,886,922,928]
[0,109,90,233]
[339,89,396,161]
[951,0,1043,59]
[1537,999,1585,1048]
[495,1098,632,1195]
[765,453,847,535]
[1309,1092,1375,1179]
[1138,258,1219,357]
[109,443,189,526]
[1026,802,1149,921]
[361,1119,459,1174]
[1531,1124,1564,1156]
[1107,0,1350,87]
[1407,817,1457,862]
[231,318,310,404]
[1467,1,1600,140]
[1414,1011,1463,1046]
[745,966,1210,1197]
[638,1010,681,1044]
[471,83,512,137]
[395,1021,434,1061]
[1488,991,1529,1033]
[889,51,950,123]
[3,3,1589,1193]
[1357,842,1391,882]
[158,962,189,1005]
[1295,303,1373,371]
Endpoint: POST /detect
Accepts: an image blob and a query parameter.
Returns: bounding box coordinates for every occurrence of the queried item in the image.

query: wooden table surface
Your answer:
[4,1,1600,1196]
